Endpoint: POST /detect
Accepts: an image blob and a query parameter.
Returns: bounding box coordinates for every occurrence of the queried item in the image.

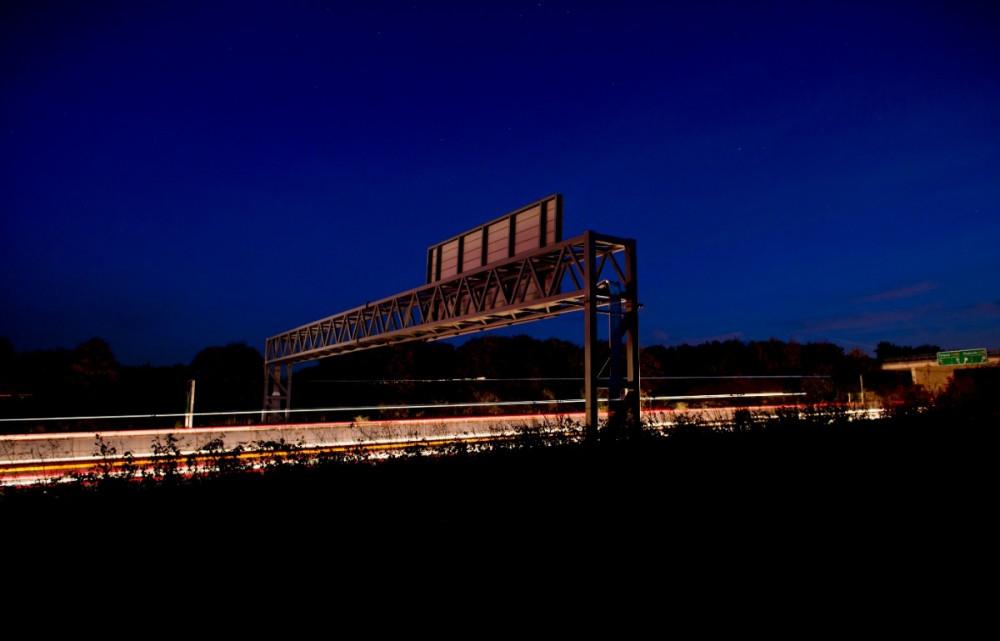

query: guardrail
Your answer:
[881,354,938,364]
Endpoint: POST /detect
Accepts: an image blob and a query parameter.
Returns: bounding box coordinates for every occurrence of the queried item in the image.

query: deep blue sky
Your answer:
[3,1,998,366]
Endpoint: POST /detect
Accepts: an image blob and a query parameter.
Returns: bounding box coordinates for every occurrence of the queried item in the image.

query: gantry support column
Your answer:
[262,362,292,422]
[603,280,626,437]
[583,233,639,442]
[623,237,641,437]
[583,231,600,440]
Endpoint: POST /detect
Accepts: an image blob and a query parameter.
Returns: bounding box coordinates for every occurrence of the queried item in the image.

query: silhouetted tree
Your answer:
[454,335,584,411]
[69,338,119,391]
[875,342,941,362]
[191,342,264,414]
[0,337,13,394]
[116,363,192,416]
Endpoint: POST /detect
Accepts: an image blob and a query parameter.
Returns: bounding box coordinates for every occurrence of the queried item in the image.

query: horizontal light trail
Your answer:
[0,412,587,447]
[305,377,578,383]
[644,376,828,380]
[0,392,809,424]
[0,398,588,423]
[645,392,807,401]
[304,375,829,383]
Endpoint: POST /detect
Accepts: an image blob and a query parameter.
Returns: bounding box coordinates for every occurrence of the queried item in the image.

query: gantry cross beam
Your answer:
[264,229,638,438]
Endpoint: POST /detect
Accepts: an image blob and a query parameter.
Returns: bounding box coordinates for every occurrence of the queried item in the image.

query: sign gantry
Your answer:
[263,195,639,437]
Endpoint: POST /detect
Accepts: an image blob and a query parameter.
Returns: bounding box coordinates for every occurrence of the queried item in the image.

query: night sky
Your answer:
[3,1,998,366]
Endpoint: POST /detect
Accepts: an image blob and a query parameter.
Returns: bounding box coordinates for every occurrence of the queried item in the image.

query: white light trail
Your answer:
[0,393,806,425]
[0,398,588,423]
[645,392,807,401]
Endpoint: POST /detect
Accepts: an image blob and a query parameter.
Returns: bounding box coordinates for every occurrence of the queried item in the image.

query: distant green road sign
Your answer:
[937,348,988,366]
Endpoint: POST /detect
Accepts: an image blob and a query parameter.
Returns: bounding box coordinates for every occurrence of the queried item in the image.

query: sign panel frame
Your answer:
[426,194,563,284]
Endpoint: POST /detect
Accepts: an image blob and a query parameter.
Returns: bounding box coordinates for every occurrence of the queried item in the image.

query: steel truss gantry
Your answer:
[264,230,638,438]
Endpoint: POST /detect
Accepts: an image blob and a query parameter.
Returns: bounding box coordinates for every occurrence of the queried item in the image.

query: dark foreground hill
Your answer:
[4,409,992,557]
[3,415,993,626]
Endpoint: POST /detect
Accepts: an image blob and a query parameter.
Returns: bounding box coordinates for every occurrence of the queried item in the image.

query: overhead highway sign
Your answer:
[936,348,987,366]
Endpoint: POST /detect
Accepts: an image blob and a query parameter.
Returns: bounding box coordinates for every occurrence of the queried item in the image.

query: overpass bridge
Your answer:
[881,349,999,393]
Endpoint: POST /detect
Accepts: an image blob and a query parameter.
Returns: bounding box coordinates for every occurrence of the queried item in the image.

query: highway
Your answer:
[0,403,880,487]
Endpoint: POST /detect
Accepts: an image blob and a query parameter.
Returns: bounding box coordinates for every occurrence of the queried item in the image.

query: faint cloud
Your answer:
[647,328,746,346]
[798,309,922,334]
[677,331,744,345]
[854,281,939,303]
[948,300,1000,318]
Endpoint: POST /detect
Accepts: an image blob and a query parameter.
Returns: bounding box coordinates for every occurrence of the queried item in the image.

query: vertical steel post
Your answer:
[623,238,640,435]
[604,280,625,435]
[261,363,271,422]
[605,281,623,402]
[583,232,599,440]
[262,362,292,422]
[285,364,293,421]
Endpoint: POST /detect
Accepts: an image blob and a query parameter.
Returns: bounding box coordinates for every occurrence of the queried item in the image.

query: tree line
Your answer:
[0,334,943,433]
[0,337,261,432]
